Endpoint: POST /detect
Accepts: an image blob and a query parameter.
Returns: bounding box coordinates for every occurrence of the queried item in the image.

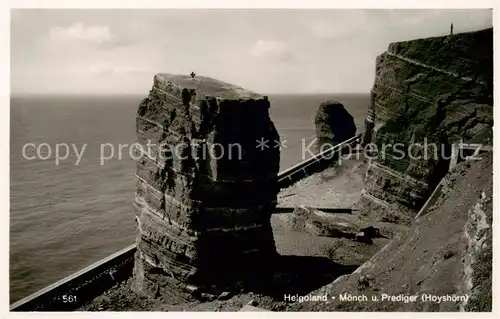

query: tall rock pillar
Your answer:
[132,74,280,297]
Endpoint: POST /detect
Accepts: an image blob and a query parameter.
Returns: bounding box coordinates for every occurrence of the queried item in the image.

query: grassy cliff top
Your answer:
[387,28,493,85]
[155,73,264,100]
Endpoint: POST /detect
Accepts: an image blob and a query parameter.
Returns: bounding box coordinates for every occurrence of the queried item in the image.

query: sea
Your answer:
[9,93,369,303]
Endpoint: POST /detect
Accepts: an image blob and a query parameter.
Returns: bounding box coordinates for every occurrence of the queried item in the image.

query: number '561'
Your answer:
[62,295,77,303]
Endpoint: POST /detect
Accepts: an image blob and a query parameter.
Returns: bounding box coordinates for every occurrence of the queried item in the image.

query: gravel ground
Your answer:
[79,278,288,312]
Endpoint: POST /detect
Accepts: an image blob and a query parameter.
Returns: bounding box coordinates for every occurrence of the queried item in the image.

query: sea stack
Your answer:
[314,100,357,152]
[132,74,280,297]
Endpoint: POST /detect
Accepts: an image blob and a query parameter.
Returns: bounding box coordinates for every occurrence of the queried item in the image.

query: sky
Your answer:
[10,9,493,95]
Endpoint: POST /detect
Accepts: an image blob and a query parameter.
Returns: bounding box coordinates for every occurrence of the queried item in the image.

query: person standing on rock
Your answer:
[450,23,454,35]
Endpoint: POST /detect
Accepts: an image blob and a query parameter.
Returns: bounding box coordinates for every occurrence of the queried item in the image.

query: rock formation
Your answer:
[314,101,357,152]
[131,74,281,297]
[359,28,493,223]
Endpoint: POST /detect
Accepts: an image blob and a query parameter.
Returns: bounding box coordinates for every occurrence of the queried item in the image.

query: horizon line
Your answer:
[10,91,371,97]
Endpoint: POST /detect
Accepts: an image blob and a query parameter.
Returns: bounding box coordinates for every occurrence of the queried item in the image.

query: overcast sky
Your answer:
[11,9,492,95]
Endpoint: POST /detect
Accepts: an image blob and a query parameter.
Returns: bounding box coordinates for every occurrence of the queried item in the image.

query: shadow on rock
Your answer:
[266,255,359,298]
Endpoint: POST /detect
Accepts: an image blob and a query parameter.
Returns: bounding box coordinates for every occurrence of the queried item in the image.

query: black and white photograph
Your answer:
[5,3,496,314]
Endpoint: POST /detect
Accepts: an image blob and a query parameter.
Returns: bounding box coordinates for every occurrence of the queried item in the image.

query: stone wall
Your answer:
[132,74,280,296]
[360,28,493,223]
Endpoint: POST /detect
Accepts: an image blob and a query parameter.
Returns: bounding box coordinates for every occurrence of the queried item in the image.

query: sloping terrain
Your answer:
[289,154,492,311]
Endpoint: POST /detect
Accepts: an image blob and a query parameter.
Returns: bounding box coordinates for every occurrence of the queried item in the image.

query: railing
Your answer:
[274,206,356,214]
[414,143,492,220]
[10,244,136,311]
[277,133,362,189]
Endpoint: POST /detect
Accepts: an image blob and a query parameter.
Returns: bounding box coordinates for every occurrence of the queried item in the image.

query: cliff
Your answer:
[132,74,281,297]
[359,28,493,223]
[289,28,493,312]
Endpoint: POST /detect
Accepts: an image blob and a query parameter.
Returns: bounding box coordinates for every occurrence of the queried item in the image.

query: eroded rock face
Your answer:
[359,28,493,222]
[132,74,280,296]
[314,101,357,152]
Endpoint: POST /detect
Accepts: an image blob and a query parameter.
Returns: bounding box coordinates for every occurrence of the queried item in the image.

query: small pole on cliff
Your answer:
[450,23,454,35]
